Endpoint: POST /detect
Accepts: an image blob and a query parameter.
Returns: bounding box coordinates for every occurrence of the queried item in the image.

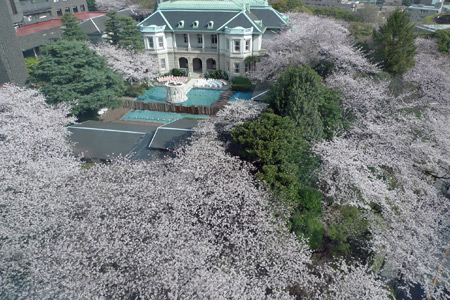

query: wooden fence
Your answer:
[123,99,222,115]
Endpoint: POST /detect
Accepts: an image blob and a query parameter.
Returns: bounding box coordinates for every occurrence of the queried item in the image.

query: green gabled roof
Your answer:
[158,0,269,11]
[139,0,286,33]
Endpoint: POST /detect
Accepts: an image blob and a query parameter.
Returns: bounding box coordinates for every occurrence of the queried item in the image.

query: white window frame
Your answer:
[233,40,240,52]
[183,34,188,43]
[160,58,166,69]
[245,39,250,52]
[148,37,154,49]
[211,34,217,45]
[197,34,202,44]
[234,62,240,74]
[158,36,164,49]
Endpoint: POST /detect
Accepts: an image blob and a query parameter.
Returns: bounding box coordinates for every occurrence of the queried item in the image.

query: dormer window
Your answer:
[207,21,214,29]
[193,20,199,28]
[178,20,184,28]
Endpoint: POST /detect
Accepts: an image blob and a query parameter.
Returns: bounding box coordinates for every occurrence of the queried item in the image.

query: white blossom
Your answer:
[89,42,158,83]
[251,13,378,82]
[315,40,450,299]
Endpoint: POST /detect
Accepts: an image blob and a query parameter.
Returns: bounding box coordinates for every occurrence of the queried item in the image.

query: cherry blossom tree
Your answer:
[325,262,391,299]
[89,42,158,83]
[0,83,398,299]
[314,38,450,299]
[95,0,137,11]
[1,87,319,298]
[251,13,378,82]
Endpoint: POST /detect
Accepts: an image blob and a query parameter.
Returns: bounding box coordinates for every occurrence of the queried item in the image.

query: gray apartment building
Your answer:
[6,0,88,26]
[1,0,28,85]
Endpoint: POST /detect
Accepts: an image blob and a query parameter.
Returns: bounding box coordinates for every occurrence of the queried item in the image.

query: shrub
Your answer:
[310,7,363,23]
[433,29,450,54]
[172,68,189,76]
[231,76,254,91]
[204,70,228,80]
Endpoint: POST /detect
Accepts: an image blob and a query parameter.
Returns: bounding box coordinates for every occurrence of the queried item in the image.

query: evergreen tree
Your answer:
[29,40,125,117]
[87,0,97,11]
[105,11,121,45]
[61,12,87,41]
[372,9,417,75]
[117,17,145,51]
[266,66,343,141]
[105,12,144,52]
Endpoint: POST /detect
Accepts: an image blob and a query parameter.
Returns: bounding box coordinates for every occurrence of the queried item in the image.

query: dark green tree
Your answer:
[271,0,311,13]
[231,111,311,190]
[61,12,87,41]
[310,7,363,22]
[231,111,324,249]
[324,205,372,261]
[29,40,125,117]
[105,12,144,51]
[105,11,122,45]
[266,66,343,141]
[117,17,145,51]
[372,9,417,75]
[87,0,97,11]
[433,29,450,54]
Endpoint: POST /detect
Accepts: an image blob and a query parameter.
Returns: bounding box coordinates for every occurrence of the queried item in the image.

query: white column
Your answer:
[173,33,177,49]
[187,34,191,50]
[202,34,205,50]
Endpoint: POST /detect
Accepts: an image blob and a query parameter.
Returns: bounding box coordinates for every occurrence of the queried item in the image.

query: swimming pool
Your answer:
[121,110,209,124]
[136,87,224,106]
[229,91,253,102]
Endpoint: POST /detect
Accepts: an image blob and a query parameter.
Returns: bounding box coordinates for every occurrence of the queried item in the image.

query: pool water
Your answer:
[229,91,253,102]
[136,87,224,106]
[121,110,209,124]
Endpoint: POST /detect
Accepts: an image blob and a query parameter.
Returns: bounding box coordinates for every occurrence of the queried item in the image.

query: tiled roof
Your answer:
[79,9,134,34]
[16,11,106,37]
[140,0,286,33]
[250,7,287,28]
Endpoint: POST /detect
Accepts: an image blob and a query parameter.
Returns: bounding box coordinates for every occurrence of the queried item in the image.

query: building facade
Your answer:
[1,0,28,85]
[6,0,88,26]
[138,0,288,76]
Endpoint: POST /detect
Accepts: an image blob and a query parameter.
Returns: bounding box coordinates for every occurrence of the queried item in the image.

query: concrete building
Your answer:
[6,0,88,26]
[407,1,444,22]
[1,0,28,85]
[138,0,288,76]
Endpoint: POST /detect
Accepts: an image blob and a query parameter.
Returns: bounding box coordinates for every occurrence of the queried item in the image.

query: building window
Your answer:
[183,34,188,43]
[226,38,229,51]
[226,61,230,72]
[54,0,59,2]
[234,40,240,52]
[148,37,154,49]
[158,36,164,49]
[245,39,250,51]
[160,58,166,69]
[197,34,202,44]
[65,7,70,13]
[211,34,217,45]
[56,9,63,16]
[80,4,85,11]
[73,6,78,13]
[234,62,240,74]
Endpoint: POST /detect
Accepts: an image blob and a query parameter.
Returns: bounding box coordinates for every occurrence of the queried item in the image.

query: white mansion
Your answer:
[138,0,288,76]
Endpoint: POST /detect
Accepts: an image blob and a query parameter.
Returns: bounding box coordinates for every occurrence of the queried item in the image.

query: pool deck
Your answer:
[100,106,164,126]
